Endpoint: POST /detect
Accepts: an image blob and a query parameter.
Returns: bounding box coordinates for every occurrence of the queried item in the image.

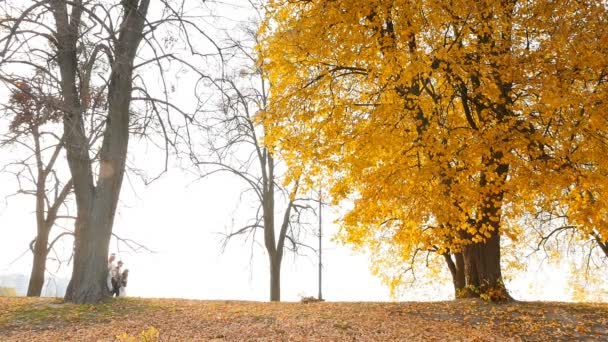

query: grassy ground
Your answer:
[0,297,607,341]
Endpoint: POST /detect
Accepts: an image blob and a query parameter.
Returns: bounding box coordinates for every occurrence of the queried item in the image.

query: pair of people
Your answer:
[107,253,129,297]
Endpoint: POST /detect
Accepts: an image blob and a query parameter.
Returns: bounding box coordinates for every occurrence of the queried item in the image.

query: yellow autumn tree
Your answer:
[260,0,608,301]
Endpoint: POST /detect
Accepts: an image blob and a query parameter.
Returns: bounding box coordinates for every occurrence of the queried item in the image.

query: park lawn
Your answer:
[0,297,606,341]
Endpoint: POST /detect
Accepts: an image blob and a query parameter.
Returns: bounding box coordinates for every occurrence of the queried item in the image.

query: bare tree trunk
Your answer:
[66,212,114,302]
[593,235,608,259]
[66,33,134,303]
[443,252,465,298]
[52,0,150,304]
[599,242,608,258]
[269,254,282,302]
[27,124,53,297]
[28,129,48,297]
[260,153,294,302]
[262,154,278,301]
[63,74,134,303]
[27,231,49,296]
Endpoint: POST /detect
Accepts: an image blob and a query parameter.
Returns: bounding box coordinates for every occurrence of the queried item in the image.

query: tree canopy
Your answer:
[260,0,608,299]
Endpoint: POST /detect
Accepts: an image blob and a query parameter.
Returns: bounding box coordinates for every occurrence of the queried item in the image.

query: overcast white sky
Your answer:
[0,0,605,303]
[0,141,592,302]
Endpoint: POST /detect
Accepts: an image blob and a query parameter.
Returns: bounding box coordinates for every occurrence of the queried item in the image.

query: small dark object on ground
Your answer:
[300,296,325,304]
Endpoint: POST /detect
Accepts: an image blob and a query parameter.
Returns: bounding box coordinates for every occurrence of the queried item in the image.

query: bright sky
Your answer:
[0,154,393,301]
[0,0,604,303]
[0,142,588,302]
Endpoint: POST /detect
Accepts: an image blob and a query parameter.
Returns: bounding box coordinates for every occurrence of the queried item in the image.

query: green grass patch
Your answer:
[0,298,153,330]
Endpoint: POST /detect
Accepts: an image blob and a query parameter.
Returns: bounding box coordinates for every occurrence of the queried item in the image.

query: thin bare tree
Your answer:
[1,74,74,296]
[191,24,316,301]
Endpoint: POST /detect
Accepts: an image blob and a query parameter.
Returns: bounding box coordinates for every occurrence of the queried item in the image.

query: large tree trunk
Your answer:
[65,24,135,302]
[461,232,508,300]
[461,245,480,297]
[460,156,511,301]
[50,0,150,304]
[64,207,114,302]
[64,78,133,303]
[269,254,282,302]
[27,231,49,296]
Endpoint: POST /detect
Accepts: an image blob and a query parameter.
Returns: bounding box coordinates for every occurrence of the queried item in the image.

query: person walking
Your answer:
[111,260,123,297]
[119,269,129,297]
[107,253,116,292]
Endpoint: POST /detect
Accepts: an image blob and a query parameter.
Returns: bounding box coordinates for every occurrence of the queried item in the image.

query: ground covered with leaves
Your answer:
[0,297,606,341]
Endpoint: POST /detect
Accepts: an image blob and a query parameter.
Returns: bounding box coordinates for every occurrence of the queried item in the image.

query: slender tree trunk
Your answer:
[593,235,608,258]
[263,153,286,302]
[461,245,480,298]
[443,252,465,298]
[27,231,49,296]
[28,142,49,297]
[269,254,282,302]
[599,241,608,259]
[25,118,71,296]
[453,253,465,291]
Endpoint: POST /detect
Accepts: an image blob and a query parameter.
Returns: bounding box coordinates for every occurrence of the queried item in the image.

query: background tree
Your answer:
[0,75,74,296]
[260,0,608,301]
[191,22,316,301]
[0,0,221,303]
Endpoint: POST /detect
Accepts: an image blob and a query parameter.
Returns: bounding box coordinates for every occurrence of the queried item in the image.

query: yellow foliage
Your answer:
[567,261,608,303]
[260,0,608,287]
[116,326,159,342]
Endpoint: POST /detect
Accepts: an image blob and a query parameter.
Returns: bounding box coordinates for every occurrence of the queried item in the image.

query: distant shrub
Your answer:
[0,287,17,297]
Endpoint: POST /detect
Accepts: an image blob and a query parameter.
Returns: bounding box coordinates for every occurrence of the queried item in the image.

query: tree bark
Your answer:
[461,245,480,298]
[269,254,282,302]
[443,252,465,298]
[26,123,63,297]
[460,155,511,301]
[51,0,150,304]
[599,241,608,259]
[260,152,294,302]
[461,232,507,300]
[27,231,49,296]
[65,211,114,303]
[66,19,136,302]
[592,234,608,259]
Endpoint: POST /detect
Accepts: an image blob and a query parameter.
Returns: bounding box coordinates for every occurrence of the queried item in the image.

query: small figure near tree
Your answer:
[111,260,124,297]
[119,269,129,297]
[107,254,116,293]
